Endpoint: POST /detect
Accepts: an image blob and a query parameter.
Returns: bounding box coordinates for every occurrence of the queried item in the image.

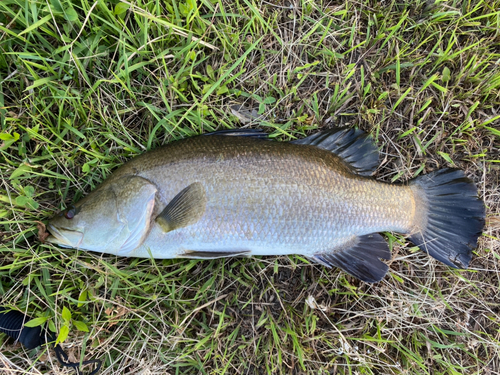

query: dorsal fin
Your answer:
[291,127,379,176]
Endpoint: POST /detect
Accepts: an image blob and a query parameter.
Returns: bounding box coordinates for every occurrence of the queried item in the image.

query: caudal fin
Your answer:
[409,169,485,268]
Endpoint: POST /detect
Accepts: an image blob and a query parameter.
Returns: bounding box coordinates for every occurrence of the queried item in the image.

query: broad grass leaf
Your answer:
[73,320,89,332]
[78,290,88,307]
[0,132,20,150]
[114,2,130,15]
[24,317,48,328]
[62,306,71,322]
[10,164,32,179]
[442,66,451,83]
[57,325,69,345]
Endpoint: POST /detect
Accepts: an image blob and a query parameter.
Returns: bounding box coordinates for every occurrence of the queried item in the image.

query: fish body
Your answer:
[47,128,485,282]
[125,136,410,258]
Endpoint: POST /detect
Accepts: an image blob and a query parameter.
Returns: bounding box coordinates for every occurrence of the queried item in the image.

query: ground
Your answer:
[0,0,499,374]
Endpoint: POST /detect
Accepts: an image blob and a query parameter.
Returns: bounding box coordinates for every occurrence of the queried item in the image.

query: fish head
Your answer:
[47,177,157,256]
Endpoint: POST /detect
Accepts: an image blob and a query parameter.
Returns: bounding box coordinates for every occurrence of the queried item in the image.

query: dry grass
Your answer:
[1,0,499,374]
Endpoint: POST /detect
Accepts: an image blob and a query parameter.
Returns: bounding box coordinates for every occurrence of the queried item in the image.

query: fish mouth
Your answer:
[46,224,84,249]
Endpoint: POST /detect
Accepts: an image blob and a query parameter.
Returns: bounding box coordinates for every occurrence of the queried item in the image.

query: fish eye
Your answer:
[64,205,76,219]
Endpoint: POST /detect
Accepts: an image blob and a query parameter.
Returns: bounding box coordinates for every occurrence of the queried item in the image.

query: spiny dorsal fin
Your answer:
[155,182,207,232]
[313,233,391,283]
[291,127,379,176]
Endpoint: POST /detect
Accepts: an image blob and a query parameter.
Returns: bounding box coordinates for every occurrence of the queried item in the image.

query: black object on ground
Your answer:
[0,307,102,374]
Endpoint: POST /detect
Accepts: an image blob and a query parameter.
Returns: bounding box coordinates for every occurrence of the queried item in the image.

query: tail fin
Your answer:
[409,169,485,268]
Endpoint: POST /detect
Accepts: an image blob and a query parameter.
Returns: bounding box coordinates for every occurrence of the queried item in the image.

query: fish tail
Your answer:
[408,169,485,268]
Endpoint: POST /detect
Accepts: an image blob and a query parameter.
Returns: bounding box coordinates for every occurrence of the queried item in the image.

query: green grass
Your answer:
[1,0,499,373]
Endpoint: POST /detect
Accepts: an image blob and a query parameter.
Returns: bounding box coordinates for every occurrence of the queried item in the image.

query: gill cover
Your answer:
[48,176,157,255]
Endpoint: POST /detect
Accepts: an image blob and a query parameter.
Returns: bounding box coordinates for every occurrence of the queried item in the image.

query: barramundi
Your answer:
[46,128,485,282]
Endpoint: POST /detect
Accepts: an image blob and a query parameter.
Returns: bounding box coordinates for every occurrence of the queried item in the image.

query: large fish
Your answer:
[46,128,485,282]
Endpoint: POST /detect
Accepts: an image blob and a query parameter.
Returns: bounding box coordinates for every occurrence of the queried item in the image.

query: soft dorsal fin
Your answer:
[155,182,207,232]
[313,233,391,283]
[291,127,379,176]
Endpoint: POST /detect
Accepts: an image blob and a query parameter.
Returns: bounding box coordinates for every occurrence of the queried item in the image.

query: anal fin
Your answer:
[179,249,251,259]
[313,233,391,283]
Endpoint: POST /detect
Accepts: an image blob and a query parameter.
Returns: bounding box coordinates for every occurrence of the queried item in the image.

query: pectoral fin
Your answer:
[313,233,391,283]
[155,182,207,232]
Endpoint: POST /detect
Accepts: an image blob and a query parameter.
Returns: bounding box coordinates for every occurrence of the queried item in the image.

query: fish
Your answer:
[46,127,485,283]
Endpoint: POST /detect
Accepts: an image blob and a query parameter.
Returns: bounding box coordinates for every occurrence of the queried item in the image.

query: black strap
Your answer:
[0,307,45,349]
[0,307,102,374]
[54,344,102,375]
